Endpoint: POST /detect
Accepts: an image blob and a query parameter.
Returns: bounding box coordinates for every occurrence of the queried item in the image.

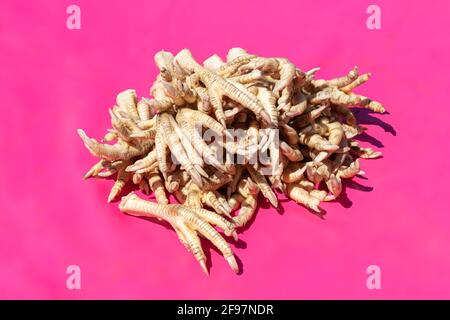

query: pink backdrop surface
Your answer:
[1,0,450,299]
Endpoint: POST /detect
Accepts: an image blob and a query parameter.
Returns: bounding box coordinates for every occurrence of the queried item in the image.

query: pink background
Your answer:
[1,0,450,299]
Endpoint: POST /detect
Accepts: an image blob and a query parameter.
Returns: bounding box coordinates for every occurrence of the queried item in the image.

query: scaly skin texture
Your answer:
[78,48,385,275]
[246,165,278,207]
[273,58,297,93]
[281,162,307,183]
[147,171,168,204]
[216,55,254,77]
[231,177,260,227]
[256,86,279,126]
[312,66,359,90]
[285,182,321,212]
[174,49,272,127]
[108,163,131,203]
[119,192,238,275]
[78,129,151,161]
[116,89,140,121]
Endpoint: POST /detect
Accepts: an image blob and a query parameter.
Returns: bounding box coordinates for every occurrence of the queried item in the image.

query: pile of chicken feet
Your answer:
[78,48,384,274]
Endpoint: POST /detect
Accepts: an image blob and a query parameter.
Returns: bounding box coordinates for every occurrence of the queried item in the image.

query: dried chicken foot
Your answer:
[83,159,110,179]
[231,178,260,228]
[173,49,273,127]
[284,183,321,213]
[108,163,131,203]
[246,165,278,207]
[78,129,150,161]
[119,192,238,275]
